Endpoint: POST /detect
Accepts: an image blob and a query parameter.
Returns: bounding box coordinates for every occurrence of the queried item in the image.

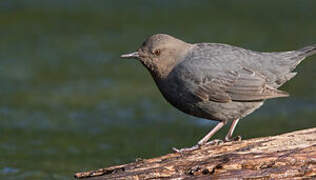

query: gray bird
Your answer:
[121,34,316,152]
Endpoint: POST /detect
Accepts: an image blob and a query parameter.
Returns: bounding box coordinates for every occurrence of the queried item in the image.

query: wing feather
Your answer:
[194,68,289,102]
[176,43,289,103]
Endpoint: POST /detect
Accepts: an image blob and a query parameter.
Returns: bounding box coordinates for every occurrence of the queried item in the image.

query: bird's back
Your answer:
[180,43,315,88]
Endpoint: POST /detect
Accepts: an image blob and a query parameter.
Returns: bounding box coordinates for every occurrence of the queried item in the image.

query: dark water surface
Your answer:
[0,0,316,179]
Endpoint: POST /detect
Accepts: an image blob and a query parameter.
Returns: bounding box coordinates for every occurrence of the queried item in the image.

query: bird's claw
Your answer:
[205,139,224,145]
[225,135,242,142]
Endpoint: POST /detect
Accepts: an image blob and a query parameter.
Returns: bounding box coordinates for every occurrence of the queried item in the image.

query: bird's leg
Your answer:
[198,121,225,145]
[172,121,225,153]
[224,118,242,142]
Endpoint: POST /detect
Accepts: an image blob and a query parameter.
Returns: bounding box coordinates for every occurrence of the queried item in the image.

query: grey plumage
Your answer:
[121,34,316,151]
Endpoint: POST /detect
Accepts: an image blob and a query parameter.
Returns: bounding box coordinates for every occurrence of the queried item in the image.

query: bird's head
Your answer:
[121,34,192,78]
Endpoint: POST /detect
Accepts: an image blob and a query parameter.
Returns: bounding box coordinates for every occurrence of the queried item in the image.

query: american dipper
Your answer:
[121,34,316,152]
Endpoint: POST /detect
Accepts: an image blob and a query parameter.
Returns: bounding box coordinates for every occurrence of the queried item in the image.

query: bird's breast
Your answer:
[152,75,201,115]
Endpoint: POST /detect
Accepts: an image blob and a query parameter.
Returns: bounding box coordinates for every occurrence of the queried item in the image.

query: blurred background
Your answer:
[0,0,316,179]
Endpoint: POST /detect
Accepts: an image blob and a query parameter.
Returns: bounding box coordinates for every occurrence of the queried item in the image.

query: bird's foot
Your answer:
[172,144,200,153]
[225,135,242,142]
[204,139,224,146]
[172,139,224,153]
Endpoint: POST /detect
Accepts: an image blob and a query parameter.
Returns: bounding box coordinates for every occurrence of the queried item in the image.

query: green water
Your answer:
[0,0,316,179]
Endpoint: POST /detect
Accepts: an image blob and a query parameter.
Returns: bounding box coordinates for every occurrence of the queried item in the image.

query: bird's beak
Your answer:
[120,51,139,59]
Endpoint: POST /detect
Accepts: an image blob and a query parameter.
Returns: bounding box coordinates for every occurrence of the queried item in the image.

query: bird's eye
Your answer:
[154,49,160,56]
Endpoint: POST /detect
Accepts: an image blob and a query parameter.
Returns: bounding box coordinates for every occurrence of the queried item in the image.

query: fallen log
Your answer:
[74,128,316,179]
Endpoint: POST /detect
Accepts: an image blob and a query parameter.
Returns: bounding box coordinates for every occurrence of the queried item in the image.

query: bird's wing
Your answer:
[176,43,289,103]
[194,67,289,102]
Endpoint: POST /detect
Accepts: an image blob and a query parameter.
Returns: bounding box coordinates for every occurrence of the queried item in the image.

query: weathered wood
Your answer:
[75,128,316,179]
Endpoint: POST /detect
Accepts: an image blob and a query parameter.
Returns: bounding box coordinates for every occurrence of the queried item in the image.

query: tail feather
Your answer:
[298,44,316,57]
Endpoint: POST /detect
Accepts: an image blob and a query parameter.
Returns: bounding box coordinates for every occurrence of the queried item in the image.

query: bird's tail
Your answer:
[297,44,316,58]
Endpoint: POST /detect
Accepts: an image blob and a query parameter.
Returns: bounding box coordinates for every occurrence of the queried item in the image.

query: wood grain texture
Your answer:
[75,128,316,179]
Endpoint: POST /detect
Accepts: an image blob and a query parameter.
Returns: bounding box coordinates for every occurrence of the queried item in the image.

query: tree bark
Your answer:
[74,128,316,179]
